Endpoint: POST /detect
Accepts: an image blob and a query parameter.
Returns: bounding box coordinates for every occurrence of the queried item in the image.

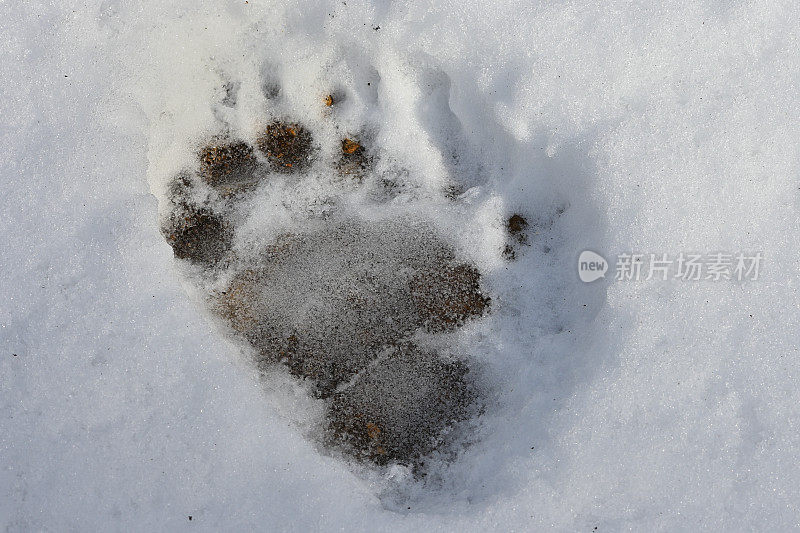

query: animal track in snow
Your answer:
[159,69,527,471]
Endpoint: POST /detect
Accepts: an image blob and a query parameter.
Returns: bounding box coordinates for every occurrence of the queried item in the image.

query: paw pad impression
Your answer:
[160,92,495,471]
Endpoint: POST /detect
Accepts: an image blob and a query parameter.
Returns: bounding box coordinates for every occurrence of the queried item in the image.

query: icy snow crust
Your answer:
[3,0,800,530]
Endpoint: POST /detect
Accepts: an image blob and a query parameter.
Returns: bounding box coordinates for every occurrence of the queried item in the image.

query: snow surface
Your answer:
[2,0,800,530]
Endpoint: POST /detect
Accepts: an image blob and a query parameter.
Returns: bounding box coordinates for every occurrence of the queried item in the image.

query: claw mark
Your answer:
[503,213,529,260]
[342,138,361,154]
[337,137,369,180]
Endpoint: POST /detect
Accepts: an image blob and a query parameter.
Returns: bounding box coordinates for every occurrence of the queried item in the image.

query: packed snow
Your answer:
[2,0,800,530]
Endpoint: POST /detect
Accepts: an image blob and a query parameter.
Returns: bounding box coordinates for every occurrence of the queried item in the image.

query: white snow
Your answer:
[2,0,800,530]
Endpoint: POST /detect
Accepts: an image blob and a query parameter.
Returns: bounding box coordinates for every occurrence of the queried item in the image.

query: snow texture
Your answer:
[2,0,800,530]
